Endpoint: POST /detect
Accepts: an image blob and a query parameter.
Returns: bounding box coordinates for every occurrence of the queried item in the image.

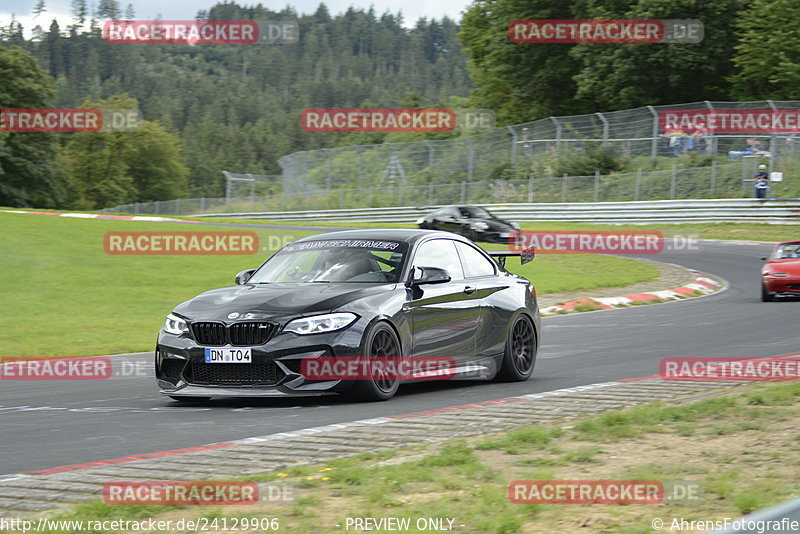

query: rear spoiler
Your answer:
[487,247,535,267]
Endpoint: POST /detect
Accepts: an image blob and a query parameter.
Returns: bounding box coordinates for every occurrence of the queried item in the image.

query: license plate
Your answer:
[204,348,252,363]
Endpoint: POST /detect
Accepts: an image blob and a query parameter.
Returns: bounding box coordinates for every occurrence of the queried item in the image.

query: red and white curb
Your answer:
[0,209,198,224]
[540,270,724,316]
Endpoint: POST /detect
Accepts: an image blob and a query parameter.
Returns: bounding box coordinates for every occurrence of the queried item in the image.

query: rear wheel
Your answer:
[496,314,537,381]
[761,282,775,302]
[345,322,401,401]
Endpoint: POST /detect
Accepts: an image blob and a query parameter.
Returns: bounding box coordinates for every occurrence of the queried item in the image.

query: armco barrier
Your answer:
[192,198,800,225]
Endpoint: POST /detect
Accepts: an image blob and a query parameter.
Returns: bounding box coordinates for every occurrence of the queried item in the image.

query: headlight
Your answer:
[511,222,520,230]
[164,313,188,335]
[472,221,489,231]
[284,312,358,335]
[770,273,789,277]
[416,217,426,224]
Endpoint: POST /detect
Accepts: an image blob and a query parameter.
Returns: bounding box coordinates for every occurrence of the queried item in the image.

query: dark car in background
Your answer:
[761,241,800,302]
[416,205,519,243]
[155,229,539,402]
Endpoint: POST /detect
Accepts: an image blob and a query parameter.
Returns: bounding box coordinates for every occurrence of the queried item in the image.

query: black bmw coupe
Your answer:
[155,229,539,401]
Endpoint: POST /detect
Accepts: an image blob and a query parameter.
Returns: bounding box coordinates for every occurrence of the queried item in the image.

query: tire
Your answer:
[344,322,402,401]
[761,282,774,302]
[169,396,211,403]
[496,314,537,381]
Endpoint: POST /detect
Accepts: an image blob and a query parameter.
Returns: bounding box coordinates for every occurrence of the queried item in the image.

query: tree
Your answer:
[96,0,121,20]
[0,46,61,208]
[71,0,88,25]
[459,0,583,124]
[60,95,189,208]
[730,0,800,99]
[570,0,743,110]
[33,0,47,17]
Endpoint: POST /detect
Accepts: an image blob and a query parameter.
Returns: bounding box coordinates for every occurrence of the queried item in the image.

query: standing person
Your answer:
[753,164,769,199]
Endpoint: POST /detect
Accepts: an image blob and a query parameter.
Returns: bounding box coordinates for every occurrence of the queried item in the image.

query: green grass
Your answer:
[0,212,314,357]
[1,212,657,356]
[203,217,800,243]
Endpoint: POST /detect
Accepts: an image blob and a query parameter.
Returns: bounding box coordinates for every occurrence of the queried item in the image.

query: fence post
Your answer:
[527,174,534,202]
[154,200,160,215]
[467,138,475,181]
[561,174,567,202]
[551,117,562,151]
[460,181,467,203]
[428,182,434,205]
[176,198,181,215]
[635,169,642,201]
[646,105,659,162]
[507,126,518,164]
[670,164,677,199]
[710,160,717,197]
[134,202,140,215]
[200,197,205,212]
[596,112,609,146]
[594,170,600,202]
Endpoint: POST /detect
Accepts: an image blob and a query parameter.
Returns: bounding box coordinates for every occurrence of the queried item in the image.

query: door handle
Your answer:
[463,285,477,295]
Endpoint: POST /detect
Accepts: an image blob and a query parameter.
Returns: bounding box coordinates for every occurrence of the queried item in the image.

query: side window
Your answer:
[412,240,464,280]
[455,242,496,278]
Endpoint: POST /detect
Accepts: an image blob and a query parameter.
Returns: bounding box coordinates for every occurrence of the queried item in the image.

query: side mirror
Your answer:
[761,257,767,261]
[409,266,451,286]
[235,269,256,285]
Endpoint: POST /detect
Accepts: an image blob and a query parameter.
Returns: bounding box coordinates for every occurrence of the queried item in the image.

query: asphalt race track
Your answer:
[1,238,797,475]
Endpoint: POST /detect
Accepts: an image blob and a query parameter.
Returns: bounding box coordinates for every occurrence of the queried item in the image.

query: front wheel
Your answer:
[496,314,537,381]
[344,322,402,401]
[761,282,774,302]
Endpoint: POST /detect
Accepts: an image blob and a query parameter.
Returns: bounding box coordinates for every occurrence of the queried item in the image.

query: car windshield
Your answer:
[459,206,493,219]
[249,239,408,283]
[773,242,800,259]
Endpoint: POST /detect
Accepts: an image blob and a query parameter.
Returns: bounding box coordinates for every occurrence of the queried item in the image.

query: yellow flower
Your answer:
[319,467,333,472]
[306,477,314,480]
[276,473,288,477]
[322,477,330,481]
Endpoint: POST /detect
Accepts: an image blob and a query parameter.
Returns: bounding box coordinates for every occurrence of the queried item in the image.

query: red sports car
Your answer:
[761,241,800,301]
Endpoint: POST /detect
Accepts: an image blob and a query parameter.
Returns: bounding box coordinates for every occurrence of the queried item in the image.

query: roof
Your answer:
[294,228,465,244]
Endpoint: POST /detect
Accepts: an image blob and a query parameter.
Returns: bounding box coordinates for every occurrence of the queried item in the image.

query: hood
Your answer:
[763,258,800,275]
[173,282,395,321]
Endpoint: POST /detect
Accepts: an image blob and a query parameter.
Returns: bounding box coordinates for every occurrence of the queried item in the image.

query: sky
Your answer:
[1,0,472,34]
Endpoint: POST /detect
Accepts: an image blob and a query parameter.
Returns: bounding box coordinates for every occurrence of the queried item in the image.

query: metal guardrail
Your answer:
[711,495,800,533]
[192,198,800,225]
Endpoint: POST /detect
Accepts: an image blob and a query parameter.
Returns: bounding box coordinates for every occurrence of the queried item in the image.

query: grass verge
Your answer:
[11,381,800,533]
[0,212,658,356]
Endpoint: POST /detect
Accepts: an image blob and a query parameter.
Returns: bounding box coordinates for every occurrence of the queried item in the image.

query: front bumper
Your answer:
[155,323,365,397]
[475,230,514,244]
[764,277,800,295]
